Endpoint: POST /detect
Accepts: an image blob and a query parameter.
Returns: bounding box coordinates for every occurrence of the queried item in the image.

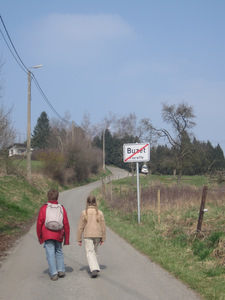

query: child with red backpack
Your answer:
[36,189,70,281]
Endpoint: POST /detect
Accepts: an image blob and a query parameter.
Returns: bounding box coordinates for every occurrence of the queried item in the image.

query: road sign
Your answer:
[123,143,150,163]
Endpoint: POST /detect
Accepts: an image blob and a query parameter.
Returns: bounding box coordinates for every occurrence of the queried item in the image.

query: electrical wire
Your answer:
[0,15,28,73]
[0,27,27,74]
[31,73,71,124]
[0,14,84,131]
[31,73,83,129]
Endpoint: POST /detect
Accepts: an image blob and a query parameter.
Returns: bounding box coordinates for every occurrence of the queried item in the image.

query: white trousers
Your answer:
[84,238,101,272]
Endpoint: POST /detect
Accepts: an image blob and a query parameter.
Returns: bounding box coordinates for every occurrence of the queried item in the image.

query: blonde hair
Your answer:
[85,195,99,222]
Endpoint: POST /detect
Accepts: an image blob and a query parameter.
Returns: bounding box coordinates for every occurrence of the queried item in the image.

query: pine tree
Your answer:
[31,111,51,150]
[212,144,225,170]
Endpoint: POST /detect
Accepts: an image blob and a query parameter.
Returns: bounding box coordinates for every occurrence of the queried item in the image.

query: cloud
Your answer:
[20,13,135,64]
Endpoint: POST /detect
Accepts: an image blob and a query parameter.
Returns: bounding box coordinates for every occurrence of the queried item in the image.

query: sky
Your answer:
[1,0,225,153]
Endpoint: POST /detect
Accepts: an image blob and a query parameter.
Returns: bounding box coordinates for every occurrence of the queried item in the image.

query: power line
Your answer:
[0,14,83,130]
[0,15,28,73]
[31,73,83,129]
[31,73,71,124]
[0,27,27,74]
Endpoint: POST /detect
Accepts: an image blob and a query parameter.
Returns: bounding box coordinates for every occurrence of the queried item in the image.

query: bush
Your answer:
[34,149,66,184]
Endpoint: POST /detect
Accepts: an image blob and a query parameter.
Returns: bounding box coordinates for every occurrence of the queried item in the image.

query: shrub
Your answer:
[34,149,66,184]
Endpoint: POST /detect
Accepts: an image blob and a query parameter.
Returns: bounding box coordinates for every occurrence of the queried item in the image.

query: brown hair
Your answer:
[47,189,59,201]
[85,195,99,222]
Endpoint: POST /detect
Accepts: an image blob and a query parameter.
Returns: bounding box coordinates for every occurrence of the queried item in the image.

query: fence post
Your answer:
[196,185,208,234]
[158,189,160,224]
[102,178,105,197]
[140,184,141,212]
[111,182,113,202]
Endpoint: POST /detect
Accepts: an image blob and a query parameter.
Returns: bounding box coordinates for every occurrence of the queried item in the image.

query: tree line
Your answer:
[92,103,225,182]
[93,127,225,176]
[1,94,225,184]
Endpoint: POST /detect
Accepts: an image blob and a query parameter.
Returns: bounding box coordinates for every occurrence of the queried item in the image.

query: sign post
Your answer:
[123,143,150,223]
[136,161,140,223]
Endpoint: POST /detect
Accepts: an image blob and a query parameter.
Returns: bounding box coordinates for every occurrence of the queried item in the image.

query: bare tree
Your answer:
[81,112,91,133]
[48,114,71,151]
[0,58,19,174]
[149,102,196,182]
[91,112,138,139]
[137,117,159,145]
[113,113,137,138]
[0,103,16,149]
[0,58,16,149]
[91,112,115,138]
[40,115,101,184]
[0,102,18,174]
[161,102,196,142]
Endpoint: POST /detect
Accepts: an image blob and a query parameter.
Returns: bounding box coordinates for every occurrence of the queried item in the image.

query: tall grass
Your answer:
[98,174,225,300]
[0,175,54,236]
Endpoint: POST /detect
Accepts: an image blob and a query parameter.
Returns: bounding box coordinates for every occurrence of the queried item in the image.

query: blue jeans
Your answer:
[44,240,65,276]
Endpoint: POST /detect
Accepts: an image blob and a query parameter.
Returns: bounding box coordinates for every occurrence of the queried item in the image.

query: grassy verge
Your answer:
[0,167,111,261]
[0,173,63,266]
[96,175,225,300]
[0,175,57,236]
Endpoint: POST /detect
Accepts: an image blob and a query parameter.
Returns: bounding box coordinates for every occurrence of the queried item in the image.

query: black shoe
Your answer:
[58,272,65,278]
[91,270,98,278]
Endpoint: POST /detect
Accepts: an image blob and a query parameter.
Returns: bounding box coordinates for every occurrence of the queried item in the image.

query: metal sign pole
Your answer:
[123,142,150,224]
[136,162,141,224]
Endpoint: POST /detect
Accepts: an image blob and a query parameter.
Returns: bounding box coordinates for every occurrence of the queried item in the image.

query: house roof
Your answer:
[8,143,26,149]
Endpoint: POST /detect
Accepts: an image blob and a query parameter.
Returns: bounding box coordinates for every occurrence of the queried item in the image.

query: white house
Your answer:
[8,143,27,157]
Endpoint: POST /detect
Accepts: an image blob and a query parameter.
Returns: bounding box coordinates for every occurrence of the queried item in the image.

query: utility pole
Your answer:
[27,70,31,182]
[103,129,105,171]
[72,121,75,145]
[26,65,43,182]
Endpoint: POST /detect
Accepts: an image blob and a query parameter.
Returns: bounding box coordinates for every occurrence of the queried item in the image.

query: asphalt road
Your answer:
[0,167,201,300]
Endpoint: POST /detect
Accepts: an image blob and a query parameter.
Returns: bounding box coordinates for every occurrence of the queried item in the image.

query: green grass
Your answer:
[97,175,225,300]
[138,173,211,187]
[112,173,211,189]
[12,159,44,173]
[0,176,48,235]
[0,166,112,236]
[1,169,224,299]
[99,204,225,299]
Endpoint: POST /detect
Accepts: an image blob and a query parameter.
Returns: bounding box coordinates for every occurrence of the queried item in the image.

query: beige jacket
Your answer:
[76,206,106,242]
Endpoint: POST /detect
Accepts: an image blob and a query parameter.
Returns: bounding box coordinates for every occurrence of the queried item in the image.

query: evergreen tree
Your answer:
[31,111,51,150]
[189,139,207,174]
[93,129,139,171]
[211,144,225,171]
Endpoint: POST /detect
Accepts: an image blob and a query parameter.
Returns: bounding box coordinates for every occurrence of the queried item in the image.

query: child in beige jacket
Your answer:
[77,195,106,278]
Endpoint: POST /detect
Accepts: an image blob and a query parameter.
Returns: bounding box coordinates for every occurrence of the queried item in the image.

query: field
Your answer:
[97,173,225,300]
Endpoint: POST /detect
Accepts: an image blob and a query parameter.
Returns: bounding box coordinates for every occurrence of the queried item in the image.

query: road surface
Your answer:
[0,167,201,300]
